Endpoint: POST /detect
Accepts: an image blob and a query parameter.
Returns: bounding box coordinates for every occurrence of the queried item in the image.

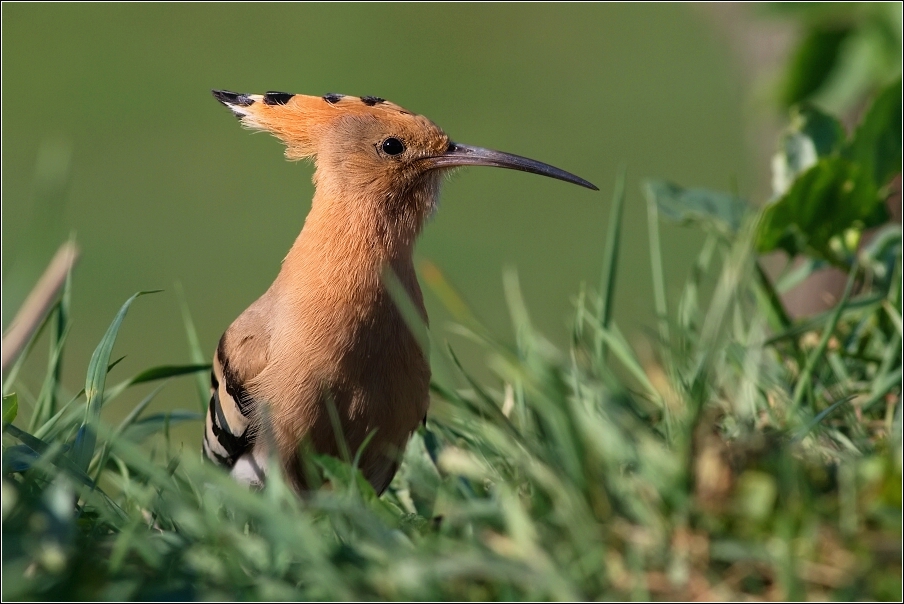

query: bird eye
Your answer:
[381,137,405,156]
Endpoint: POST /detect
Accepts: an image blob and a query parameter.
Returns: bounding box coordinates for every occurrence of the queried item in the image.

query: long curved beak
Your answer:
[424,143,598,191]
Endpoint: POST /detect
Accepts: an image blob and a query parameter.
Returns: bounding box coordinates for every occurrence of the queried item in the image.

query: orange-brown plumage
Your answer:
[204,90,597,494]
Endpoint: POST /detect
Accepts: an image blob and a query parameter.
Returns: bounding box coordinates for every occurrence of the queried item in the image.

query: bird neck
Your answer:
[275,185,431,316]
[297,186,421,261]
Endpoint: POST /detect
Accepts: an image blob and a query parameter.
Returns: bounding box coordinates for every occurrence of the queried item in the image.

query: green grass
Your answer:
[3,34,902,598]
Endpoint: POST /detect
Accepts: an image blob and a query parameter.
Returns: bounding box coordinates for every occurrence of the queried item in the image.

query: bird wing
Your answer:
[202,305,270,470]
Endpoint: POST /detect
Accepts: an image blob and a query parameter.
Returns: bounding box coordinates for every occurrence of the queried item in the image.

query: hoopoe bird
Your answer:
[204,89,597,495]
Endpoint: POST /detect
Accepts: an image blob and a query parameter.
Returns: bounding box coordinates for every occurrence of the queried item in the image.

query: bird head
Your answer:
[213,90,597,247]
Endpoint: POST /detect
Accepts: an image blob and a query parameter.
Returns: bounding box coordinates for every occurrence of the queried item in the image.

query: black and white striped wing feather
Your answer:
[203,334,267,485]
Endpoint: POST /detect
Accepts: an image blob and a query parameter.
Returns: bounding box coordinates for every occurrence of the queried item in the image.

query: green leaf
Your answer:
[794,103,848,157]
[845,76,903,189]
[114,383,167,436]
[5,423,97,488]
[757,156,887,262]
[3,444,40,473]
[2,392,18,424]
[69,291,157,472]
[782,24,853,106]
[313,454,378,502]
[643,179,750,234]
[772,104,846,196]
[104,363,211,402]
[90,382,171,485]
[120,410,203,443]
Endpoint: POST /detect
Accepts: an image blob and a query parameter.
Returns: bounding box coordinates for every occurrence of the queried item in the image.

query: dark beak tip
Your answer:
[438,143,599,192]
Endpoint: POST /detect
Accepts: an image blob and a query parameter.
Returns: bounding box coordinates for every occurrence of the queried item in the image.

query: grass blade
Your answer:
[69,290,158,472]
[5,422,97,488]
[753,260,792,332]
[790,268,858,411]
[861,367,903,412]
[103,363,211,403]
[595,164,627,361]
[175,281,211,412]
[28,319,72,432]
[121,410,204,443]
[3,392,19,424]
[1,241,79,375]
[2,294,57,395]
[643,181,670,346]
[792,394,857,442]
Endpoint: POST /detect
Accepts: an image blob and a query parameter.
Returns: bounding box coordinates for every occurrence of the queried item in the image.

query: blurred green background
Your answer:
[2,4,749,423]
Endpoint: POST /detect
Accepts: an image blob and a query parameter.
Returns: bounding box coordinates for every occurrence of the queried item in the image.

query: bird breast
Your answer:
[254,253,430,488]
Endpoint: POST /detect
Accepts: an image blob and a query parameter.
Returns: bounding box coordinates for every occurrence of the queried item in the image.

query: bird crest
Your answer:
[212,90,448,162]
